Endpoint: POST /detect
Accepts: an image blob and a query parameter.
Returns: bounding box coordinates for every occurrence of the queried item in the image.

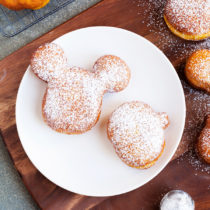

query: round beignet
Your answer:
[164,0,210,40]
[107,101,169,169]
[185,49,210,93]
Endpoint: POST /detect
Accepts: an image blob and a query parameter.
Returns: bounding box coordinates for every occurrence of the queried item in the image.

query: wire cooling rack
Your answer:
[0,0,75,37]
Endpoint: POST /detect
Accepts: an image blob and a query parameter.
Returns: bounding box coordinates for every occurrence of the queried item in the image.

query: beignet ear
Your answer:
[158,112,169,129]
[93,55,130,92]
[30,43,68,83]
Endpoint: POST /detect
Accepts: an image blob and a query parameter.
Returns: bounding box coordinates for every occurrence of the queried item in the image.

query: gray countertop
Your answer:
[0,0,100,209]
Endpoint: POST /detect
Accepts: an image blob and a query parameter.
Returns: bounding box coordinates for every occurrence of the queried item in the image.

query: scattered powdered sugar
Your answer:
[183,80,209,131]
[177,86,210,174]
[165,0,210,35]
[107,101,169,167]
[132,0,210,59]
[174,78,210,159]
[181,149,210,175]
[160,190,195,210]
[133,0,210,169]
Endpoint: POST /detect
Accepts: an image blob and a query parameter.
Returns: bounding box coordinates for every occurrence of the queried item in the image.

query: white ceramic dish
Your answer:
[16,27,186,196]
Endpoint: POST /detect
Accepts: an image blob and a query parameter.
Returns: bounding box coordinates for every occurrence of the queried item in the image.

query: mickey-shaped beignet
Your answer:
[31,43,130,134]
[107,101,169,169]
[185,49,210,93]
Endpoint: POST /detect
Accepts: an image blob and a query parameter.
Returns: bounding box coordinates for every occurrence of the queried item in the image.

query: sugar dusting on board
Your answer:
[132,0,210,59]
[132,0,210,172]
[178,148,210,175]
[177,80,210,174]
[31,43,69,82]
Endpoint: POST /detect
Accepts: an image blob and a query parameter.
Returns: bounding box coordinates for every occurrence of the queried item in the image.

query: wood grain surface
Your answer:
[0,0,209,209]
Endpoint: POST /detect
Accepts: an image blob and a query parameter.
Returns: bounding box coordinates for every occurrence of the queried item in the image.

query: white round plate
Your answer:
[16,27,186,196]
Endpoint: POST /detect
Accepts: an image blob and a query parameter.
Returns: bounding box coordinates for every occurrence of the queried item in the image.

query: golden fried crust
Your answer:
[164,16,210,41]
[197,115,210,164]
[185,49,210,93]
[123,141,165,169]
[42,91,102,134]
[164,0,210,40]
[0,0,50,10]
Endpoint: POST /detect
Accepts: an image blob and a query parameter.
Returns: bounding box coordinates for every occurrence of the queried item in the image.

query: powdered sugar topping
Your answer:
[31,43,68,82]
[93,55,130,92]
[43,67,105,133]
[108,101,169,167]
[186,49,210,89]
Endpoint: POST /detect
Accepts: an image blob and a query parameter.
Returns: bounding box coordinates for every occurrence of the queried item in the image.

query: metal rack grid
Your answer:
[0,0,75,37]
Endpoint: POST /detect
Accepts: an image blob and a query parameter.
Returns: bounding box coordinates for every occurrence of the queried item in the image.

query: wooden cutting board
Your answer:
[0,0,209,209]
